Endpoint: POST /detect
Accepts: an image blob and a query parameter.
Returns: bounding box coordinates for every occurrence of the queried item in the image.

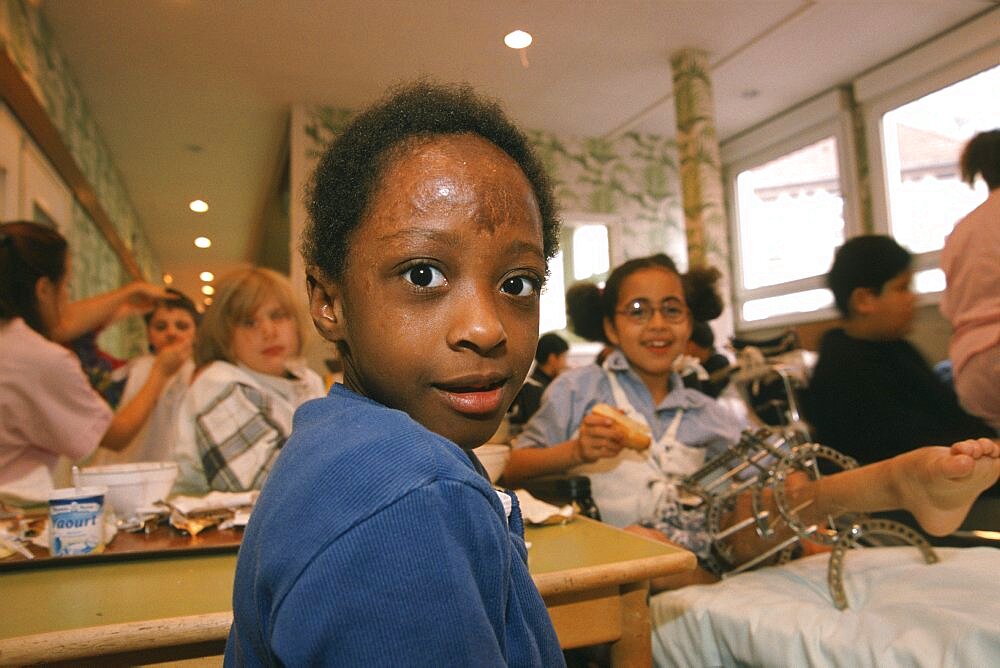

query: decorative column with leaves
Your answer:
[671,48,733,335]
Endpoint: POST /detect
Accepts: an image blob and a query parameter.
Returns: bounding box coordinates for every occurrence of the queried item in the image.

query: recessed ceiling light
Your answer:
[199,271,215,282]
[201,285,215,296]
[194,236,211,249]
[203,297,213,306]
[189,199,209,213]
[162,273,173,285]
[504,30,532,49]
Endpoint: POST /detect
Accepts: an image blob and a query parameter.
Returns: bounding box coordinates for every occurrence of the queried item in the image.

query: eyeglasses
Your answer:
[616,298,688,324]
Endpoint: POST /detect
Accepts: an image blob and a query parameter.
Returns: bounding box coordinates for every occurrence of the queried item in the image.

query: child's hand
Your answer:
[153,338,193,377]
[574,410,629,463]
[122,282,171,315]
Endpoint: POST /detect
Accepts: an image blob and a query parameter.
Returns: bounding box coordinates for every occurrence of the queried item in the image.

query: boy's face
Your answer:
[147,306,196,352]
[314,133,546,450]
[865,269,916,339]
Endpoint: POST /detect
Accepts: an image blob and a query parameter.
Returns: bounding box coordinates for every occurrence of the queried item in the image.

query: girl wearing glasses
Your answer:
[505,254,742,554]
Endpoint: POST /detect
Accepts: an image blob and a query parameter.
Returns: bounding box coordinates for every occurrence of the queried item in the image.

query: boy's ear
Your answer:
[307,272,346,343]
[849,286,877,316]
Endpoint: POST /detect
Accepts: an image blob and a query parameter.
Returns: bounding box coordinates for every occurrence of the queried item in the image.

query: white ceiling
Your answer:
[39,0,995,302]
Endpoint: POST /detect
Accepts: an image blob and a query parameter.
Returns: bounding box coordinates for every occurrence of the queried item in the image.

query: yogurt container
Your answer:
[48,486,108,556]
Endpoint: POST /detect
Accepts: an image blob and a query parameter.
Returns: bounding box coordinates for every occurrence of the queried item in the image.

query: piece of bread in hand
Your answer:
[590,403,652,450]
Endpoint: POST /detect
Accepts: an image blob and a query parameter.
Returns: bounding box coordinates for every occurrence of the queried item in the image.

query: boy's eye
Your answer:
[501,275,539,298]
[240,318,256,328]
[404,264,445,288]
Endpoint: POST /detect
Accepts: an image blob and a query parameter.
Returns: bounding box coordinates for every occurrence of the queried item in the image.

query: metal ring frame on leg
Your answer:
[679,427,938,609]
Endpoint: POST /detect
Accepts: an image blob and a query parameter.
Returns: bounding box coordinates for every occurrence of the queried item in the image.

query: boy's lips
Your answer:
[433,374,508,416]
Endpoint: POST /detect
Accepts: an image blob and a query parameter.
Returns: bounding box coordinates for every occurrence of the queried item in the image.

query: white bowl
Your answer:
[74,462,178,518]
[473,444,511,484]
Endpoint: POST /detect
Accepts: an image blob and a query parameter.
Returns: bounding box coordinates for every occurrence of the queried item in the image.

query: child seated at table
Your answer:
[225,82,564,665]
[803,235,994,466]
[91,289,199,465]
[171,267,325,496]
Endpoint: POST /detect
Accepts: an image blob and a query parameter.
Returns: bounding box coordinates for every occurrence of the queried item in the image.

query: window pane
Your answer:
[913,268,945,295]
[881,65,999,253]
[539,249,567,334]
[735,137,845,290]
[742,289,834,322]
[572,224,610,280]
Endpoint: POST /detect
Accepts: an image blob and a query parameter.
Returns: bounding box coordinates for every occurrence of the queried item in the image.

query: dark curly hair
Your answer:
[303,80,560,282]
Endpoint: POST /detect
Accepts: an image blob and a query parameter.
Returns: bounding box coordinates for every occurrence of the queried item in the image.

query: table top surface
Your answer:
[1,516,693,640]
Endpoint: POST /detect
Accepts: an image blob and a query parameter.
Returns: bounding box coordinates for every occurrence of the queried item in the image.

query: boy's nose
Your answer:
[447,289,507,355]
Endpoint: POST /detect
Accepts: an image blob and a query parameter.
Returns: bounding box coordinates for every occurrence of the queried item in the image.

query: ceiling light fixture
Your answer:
[194,236,211,249]
[504,30,532,50]
[201,285,215,296]
[203,297,213,307]
[189,199,209,213]
[162,273,173,285]
[199,271,215,282]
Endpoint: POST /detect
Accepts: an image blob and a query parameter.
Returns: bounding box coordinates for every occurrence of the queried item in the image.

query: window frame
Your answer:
[859,47,999,307]
[722,89,863,331]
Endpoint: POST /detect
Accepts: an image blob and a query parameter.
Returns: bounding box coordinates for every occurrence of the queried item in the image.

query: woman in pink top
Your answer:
[941,130,1000,431]
[0,221,187,505]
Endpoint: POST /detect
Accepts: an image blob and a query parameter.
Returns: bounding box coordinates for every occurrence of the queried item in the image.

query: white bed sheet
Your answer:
[651,546,1000,667]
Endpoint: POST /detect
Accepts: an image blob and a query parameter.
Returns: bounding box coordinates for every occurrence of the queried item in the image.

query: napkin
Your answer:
[514,489,574,525]
[168,491,258,515]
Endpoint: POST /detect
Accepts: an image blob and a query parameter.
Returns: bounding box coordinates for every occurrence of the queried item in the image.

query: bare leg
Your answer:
[804,438,999,536]
[720,439,1000,564]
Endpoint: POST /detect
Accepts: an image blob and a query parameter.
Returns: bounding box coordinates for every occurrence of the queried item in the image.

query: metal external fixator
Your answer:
[826,519,938,610]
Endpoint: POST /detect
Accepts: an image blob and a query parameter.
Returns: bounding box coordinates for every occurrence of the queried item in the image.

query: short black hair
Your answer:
[827,235,911,317]
[143,288,201,327]
[535,332,569,364]
[303,80,559,282]
[960,129,1000,190]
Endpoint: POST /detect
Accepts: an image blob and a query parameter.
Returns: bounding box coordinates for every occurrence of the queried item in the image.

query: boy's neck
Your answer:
[842,317,897,342]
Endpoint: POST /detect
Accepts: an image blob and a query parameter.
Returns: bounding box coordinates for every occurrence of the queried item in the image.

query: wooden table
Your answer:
[0,518,693,666]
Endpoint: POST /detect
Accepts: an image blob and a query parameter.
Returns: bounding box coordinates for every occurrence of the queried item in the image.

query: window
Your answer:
[735,136,845,291]
[877,64,998,294]
[538,217,614,335]
[722,87,859,328]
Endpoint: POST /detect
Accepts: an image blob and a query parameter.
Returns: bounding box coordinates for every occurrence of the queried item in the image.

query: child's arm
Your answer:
[99,339,192,451]
[50,281,170,343]
[502,408,632,485]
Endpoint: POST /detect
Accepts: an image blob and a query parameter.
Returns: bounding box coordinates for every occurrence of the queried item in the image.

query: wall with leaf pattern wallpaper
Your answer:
[0,0,157,357]
[300,105,690,272]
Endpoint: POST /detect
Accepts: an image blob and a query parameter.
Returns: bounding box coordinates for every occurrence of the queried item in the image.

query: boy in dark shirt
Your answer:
[804,235,994,467]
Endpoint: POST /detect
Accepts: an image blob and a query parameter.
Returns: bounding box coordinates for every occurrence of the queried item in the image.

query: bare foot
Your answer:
[894,439,1000,536]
